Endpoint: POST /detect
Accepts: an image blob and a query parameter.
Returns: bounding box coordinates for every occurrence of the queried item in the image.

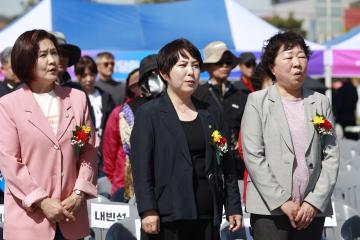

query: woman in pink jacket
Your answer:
[0,30,98,239]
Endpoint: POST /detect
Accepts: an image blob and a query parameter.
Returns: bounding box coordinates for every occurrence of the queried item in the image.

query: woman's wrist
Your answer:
[36,197,49,209]
[73,189,85,201]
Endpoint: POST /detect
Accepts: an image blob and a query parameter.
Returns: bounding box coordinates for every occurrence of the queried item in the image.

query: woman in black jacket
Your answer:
[130,39,242,240]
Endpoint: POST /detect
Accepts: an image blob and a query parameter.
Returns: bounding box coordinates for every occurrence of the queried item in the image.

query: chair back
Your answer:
[341,215,360,240]
[105,221,137,240]
[334,168,360,212]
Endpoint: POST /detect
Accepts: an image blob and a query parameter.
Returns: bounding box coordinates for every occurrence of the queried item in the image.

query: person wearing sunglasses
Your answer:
[234,52,257,95]
[95,52,125,105]
[193,41,248,181]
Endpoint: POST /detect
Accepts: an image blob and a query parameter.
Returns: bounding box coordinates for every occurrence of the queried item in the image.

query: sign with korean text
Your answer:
[324,201,337,227]
[90,203,130,229]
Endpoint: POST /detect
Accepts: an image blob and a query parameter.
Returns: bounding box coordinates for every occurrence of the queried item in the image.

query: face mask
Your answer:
[141,71,165,97]
[147,72,165,96]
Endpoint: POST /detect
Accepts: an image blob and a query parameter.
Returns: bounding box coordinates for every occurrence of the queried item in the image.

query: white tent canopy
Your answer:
[326,25,360,77]
[0,0,325,52]
[225,0,324,51]
[0,0,325,78]
[0,0,52,51]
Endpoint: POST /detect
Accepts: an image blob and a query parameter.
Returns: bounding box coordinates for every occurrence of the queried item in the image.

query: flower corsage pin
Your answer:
[211,130,228,165]
[71,125,91,155]
[312,113,333,136]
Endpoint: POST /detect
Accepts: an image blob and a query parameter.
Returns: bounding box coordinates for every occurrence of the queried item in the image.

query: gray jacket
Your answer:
[241,84,339,216]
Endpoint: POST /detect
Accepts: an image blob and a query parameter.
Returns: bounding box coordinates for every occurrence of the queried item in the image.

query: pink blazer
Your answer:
[0,85,98,240]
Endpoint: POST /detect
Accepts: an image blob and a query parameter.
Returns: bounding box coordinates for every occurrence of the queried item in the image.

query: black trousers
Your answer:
[250,214,325,240]
[54,225,65,240]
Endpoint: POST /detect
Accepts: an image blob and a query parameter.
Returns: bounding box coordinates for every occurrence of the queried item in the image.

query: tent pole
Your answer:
[324,48,332,103]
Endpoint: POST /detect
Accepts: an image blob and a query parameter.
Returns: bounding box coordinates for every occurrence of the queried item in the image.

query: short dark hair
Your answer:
[11,29,59,84]
[261,31,311,81]
[75,55,98,77]
[252,63,269,91]
[157,38,203,78]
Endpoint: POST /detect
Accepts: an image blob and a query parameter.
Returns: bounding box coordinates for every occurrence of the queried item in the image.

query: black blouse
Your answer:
[181,115,213,219]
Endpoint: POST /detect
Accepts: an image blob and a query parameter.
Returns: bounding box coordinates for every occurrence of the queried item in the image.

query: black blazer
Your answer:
[0,81,23,98]
[99,87,115,132]
[130,91,242,226]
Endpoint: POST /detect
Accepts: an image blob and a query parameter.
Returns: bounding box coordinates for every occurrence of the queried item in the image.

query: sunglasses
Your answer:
[244,61,256,68]
[101,61,115,67]
[214,60,233,67]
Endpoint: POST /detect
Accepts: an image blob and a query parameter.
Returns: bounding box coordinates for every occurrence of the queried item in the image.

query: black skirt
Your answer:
[141,219,220,240]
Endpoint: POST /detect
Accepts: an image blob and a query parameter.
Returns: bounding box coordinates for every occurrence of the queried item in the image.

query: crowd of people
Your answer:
[0,29,341,240]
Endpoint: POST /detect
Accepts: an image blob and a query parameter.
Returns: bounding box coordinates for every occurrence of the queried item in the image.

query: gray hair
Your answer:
[95,51,114,64]
[1,47,12,66]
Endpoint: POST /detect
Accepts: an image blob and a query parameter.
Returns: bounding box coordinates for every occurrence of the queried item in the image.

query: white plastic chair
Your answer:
[324,198,359,240]
[335,168,360,211]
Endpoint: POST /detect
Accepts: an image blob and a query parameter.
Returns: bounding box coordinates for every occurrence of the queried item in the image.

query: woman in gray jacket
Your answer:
[241,31,339,240]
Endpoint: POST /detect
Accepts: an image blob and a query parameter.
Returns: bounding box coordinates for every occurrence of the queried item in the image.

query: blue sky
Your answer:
[0,0,24,17]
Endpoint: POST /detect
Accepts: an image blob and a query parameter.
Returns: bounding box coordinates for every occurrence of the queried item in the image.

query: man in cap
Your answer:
[193,41,247,180]
[233,52,257,95]
[138,54,165,98]
[0,47,22,97]
[95,52,125,105]
[51,31,81,87]
[51,32,96,131]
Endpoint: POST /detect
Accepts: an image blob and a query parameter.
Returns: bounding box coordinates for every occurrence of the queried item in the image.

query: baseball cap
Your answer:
[51,31,81,67]
[139,54,158,83]
[203,41,237,69]
[238,52,256,64]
